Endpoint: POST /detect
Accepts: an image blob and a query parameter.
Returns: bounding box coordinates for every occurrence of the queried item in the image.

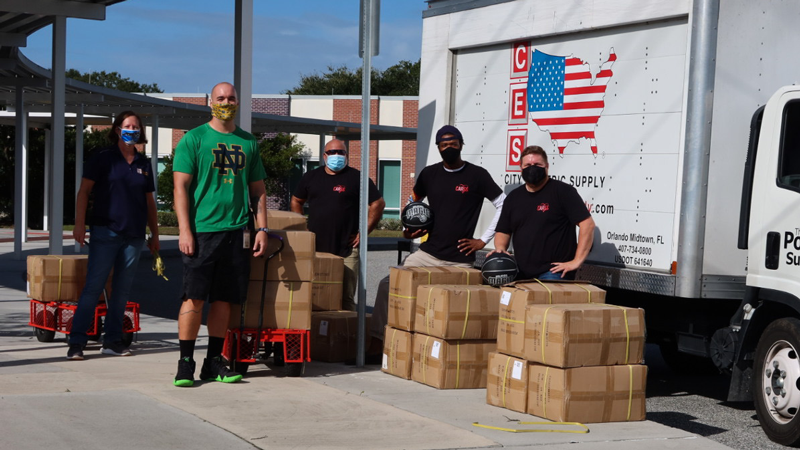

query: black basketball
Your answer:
[401,201,434,231]
[481,253,519,286]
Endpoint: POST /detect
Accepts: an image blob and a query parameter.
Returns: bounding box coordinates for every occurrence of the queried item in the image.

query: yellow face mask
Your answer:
[211,103,238,121]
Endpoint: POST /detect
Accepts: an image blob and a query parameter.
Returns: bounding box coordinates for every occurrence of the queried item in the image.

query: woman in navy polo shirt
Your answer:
[67,111,160,360]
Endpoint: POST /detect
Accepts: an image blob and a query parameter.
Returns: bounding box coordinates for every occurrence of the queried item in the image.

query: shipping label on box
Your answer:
[486,351,529,413]
[27,255,111,302]
[267,210,308,231]
[311,252,344,311]
[310,311,370,362]
[506,281,606,305]
[524,303,645,368]
[528,363,647,423]
[411,333,496,389]
[230,280,312,330]
[414,285,501,339]
[388,266,482,331]
[250,230,315,281]
[382,326,413,379]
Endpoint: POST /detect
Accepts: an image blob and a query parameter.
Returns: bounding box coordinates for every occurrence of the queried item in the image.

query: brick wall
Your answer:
[333,99,380,183]
[171,96,208,149]
[253,97,290,139]
[401,100,419,205]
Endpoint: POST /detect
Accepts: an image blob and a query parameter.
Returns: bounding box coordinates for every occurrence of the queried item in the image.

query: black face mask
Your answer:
[522,165,547,185]
[439,147,461,165]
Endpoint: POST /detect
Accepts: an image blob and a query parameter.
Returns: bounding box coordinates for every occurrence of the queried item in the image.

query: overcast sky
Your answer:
[22,0,425,94]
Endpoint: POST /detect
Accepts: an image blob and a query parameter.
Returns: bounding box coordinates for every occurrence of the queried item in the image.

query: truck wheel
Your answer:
[754,318,800,446]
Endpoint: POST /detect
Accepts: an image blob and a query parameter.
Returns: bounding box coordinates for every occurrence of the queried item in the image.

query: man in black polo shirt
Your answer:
[492,145,595,280]
[367,125,505,358]
[291,139,385,311]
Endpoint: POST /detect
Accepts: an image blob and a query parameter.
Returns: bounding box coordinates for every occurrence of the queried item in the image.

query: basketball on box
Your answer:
[481,253,518,286]
[402,201,434,232]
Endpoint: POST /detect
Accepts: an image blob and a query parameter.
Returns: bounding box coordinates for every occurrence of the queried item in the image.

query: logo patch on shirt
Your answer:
[137,168,142,174]
[537,203,550,212]
[212,143,246,176]
[455,184,470,193]
[333,185,346,193]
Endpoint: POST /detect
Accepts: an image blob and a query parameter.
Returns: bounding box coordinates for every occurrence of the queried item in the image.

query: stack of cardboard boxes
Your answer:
[382,266,499,389]
[487,281,648,423]
[27,255,112,302]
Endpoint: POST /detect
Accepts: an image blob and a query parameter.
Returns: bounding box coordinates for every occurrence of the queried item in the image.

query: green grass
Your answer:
[369,230,403,238]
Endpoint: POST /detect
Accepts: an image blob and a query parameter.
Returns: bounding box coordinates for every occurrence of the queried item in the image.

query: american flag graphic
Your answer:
[527,49,616,154]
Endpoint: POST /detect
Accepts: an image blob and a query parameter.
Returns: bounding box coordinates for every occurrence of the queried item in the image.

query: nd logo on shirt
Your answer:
[212,143,246,180]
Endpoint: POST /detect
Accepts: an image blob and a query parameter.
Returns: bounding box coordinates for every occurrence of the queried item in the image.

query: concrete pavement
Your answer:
[0,235,732,449]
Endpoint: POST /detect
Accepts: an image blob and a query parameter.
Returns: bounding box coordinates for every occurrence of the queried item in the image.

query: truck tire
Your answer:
[754,317,800,446]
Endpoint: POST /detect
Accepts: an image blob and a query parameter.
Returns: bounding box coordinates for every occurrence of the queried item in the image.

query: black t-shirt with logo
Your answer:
[294,166,381,257]
[496,178,591,278]
[414,162,503,264]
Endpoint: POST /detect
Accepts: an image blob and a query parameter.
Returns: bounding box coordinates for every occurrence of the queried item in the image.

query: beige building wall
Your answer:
[291,96,334,159]
[378,99,404,160]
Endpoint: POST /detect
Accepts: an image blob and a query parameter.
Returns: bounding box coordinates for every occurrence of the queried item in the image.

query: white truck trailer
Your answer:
[418,0,800,444]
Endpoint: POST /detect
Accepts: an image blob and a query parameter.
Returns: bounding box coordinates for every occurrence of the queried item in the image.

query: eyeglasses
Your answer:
[325,149,346,155]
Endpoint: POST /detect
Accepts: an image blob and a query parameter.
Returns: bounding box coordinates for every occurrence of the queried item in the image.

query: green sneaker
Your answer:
[200,355,243,383]
[174,357,195,387]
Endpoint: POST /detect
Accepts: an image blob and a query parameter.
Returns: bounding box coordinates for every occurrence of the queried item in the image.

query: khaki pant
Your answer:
[341,246,359,312]
[369,250,472,339]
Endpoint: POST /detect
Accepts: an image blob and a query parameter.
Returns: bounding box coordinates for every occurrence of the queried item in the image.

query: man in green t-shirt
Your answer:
[172,82,269,387]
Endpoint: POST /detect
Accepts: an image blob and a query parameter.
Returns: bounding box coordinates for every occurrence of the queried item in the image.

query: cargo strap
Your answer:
[575,284,592,302]
[420,267,432,285]
[541,306,555,364]
[286,282,294,329]
[422,335,430,384]
[626,364,633,420]
[543,366,550,418]
[533,279,553,303]
[501,355,512,408]
[498,317,524,324]
[472,422,588,434]
[388,328,397,374]
[605,304,631,364]
[425,288,434,335]
[55,256,64,300]
[460,288,472,339]
[455,266,471,284]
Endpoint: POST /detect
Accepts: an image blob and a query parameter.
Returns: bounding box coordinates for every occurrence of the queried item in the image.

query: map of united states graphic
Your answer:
[527,49,616,154]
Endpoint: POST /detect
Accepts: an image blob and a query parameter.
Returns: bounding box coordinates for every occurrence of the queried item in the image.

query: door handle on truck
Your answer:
[766,232,781,270]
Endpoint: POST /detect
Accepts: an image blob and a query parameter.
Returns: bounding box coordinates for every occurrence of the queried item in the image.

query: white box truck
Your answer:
[418,0,800,444]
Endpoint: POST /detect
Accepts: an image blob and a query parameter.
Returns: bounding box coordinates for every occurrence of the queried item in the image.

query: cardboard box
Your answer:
[382,326,413,379]
[27,255,111,302]
[502,281,606,305]
[523,303,646,367]
[528,363,647,423]
[310,311,370,362]
[411,333,496,389]
[230,280,312,330]
[388,266,482,331]
[414,285,501,339]
[311,252,344,311]
[250,230,315,281]
[498,283,608,360]
[486,351,529,413]
[267,210,307,231]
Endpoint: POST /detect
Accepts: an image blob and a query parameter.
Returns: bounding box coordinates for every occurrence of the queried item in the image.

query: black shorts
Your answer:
[182,229,249,304]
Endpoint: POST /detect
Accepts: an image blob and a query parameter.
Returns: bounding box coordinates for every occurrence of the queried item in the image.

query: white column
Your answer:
[234,0,253,132]
[74,104,84,253]
[48,16,67,253]
[14,88,28,259]
[43,129,50,232]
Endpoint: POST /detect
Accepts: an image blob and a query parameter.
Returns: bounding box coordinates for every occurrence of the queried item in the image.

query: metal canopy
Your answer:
[0,48,417,140]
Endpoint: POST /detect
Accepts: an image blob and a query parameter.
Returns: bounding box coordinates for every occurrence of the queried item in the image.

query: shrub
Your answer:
[157,211,178,227]
[377,218,403,231]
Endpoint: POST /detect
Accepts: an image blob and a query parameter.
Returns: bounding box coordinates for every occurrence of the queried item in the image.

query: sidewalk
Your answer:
[0,236,732,450]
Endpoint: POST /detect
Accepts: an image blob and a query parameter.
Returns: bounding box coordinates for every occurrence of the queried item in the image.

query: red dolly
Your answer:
[223,233,310,377]
[29,297,141,347]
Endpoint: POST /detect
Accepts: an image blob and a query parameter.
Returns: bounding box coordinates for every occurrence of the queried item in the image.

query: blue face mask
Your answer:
[326,154,346,172]
[120,128,140,145]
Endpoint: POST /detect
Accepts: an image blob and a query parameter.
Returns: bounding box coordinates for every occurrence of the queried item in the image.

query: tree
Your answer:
[66,69,163,93]
[259,133,307,207]
[284,59,420,96]
[157,153,175,210]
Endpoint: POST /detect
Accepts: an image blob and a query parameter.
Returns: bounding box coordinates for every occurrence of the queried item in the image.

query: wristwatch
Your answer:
[256,227,270,234]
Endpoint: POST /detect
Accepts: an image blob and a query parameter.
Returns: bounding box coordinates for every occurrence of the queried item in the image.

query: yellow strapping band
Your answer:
[56,256,64,300]
[534,278,553,304]
[420,267,432,285]
[456,266,471,284]
[575,284,592,302]
[501,356,512,408]
[389,293,416,300]
[425,287,434,335]
[499,317,524,324]
[286,282,294,329]
[541,306,555,364]
[460,288,471,339]
[472,422,589,434]
[627,364,633,421]
[311,281,343,285]
[422,336,430,384]
[605,304,631,363]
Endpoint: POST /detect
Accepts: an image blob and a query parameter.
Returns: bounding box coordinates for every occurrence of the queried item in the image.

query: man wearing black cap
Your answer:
[366,125,505,359]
